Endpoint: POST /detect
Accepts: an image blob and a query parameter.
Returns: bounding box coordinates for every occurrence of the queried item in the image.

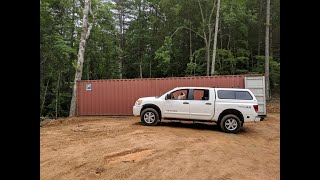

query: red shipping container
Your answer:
[77,75,248,116]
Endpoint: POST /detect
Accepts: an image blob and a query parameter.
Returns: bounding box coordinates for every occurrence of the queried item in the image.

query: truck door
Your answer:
[189,89,214,120]
[162,89,191,119]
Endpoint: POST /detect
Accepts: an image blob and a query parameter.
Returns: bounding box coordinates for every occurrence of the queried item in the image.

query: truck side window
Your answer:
[235,91,253,100]
[192,89,210,100]
[217,90,235,99]
[217,90,253,100]
[171,89,188,100]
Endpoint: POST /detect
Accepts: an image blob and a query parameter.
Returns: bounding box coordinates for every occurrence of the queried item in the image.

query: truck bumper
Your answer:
[133,105,142,116]
[254,116,261,122]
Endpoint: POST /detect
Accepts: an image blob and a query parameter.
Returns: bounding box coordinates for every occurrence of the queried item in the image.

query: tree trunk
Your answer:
[257,0,263,56]
[197,0,216,76]
[270,7,273,58]
[118,57,122,79]
[87,60,90,80]
[70,0,75,48]
[189,25,192,63]
[69,0,76,97]
[219,18,223,49]
[218,18,223,72]
[227,33,231,50]
[206,27,212,76]
[194,57,196,76]
[139,64,143,78]
[206,44,210,76]
[118,3,124,79]
[211,0,220,76]
[69,0,92,117]
[40,78,50,117]
[138,0,142,79]
[251,48,254,70]
[149,60,151,78]
[265,0,271,101]
[55,71,61,119]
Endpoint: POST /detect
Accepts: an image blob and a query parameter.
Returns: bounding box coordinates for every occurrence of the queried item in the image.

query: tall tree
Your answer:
[55,71,61,119]
[269,1,273,58]
[118,1,124,79]
[69,0,93,117]
[210,0,221,75]
[265,0,270,100]
[257,0,263,56]
[112,0,134,78]
[197,0,216,76]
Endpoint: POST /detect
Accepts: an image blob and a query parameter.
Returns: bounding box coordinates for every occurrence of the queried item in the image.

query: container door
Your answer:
[245,76,267,116]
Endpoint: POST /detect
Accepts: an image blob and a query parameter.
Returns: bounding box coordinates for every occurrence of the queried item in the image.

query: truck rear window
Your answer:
[217,90,253,100]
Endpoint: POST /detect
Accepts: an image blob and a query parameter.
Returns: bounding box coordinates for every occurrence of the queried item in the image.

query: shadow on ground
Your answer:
[132,121,251,133]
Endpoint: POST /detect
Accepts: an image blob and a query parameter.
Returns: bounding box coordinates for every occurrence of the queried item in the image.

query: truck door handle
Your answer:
[183,102,189,104]
[205,103,212,105]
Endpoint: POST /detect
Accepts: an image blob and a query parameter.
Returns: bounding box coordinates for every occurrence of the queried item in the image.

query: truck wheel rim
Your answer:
[144,112,155,123]
[225,118,238,131]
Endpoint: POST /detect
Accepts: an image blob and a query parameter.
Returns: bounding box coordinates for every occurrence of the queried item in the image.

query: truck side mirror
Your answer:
[165,93,171,100]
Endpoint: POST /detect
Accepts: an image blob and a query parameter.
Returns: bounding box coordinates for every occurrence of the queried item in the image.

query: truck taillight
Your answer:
[253,105,258,112]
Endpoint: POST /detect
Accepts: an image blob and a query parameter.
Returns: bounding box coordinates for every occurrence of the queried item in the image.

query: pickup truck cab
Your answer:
[133,87,260,133]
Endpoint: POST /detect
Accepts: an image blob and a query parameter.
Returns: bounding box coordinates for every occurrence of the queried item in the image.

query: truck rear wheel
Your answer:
[220,114,241,134]
[140,108,159,126]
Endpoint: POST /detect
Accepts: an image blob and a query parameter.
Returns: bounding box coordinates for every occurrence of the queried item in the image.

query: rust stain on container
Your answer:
[76,75,248,116]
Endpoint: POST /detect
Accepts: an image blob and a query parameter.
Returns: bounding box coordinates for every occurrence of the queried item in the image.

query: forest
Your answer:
[40,0,280,118]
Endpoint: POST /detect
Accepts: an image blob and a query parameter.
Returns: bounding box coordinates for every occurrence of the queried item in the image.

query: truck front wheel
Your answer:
[140,108,159,126]
[220,114,241,134]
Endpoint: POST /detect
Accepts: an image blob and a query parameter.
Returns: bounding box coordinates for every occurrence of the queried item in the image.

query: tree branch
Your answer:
[208,0,217,27]
[170,27,183,38]
[209,0,217,37]
[197,0,208,42]
[197,0,205,25]
[85,0,94,40]
[89,0,96,23]
[170,26,205,39]
[86,23,93,40]
[183,27,205,39]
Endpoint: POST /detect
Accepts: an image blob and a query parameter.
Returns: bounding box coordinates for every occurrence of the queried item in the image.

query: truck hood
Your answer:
[138,96,157,101]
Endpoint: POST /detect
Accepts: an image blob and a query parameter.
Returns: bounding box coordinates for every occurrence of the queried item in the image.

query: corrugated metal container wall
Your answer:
[77,75,246,116]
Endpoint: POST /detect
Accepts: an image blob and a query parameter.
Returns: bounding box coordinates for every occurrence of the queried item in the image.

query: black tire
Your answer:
[140,108,159,126]
[220,114,241,134]
[215,121,222,130]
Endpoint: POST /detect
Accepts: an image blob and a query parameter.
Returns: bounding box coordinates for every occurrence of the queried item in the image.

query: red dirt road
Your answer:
[40,113,280,180]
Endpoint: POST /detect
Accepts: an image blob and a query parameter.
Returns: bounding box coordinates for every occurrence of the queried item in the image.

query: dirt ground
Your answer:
[40,111,280,180]
[267,99,280,113]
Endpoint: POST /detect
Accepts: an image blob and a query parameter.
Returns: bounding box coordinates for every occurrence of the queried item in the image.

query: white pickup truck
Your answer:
[133,87,260,133]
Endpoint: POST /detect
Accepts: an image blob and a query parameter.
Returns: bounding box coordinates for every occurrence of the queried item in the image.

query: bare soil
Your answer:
[40,112,280,180]
[267,99,280,113]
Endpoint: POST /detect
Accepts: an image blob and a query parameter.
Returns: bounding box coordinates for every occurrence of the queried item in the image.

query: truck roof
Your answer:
[174,87,249,91]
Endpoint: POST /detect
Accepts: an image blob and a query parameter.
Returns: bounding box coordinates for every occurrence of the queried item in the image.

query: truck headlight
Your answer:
[135,100,142,106]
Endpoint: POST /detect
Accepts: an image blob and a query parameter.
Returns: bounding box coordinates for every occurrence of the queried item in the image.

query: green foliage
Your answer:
[40,0,280,117]
[154,36,173,76]
[251,56,280,91]
[185,62,196,76]
[184,48,207,76]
